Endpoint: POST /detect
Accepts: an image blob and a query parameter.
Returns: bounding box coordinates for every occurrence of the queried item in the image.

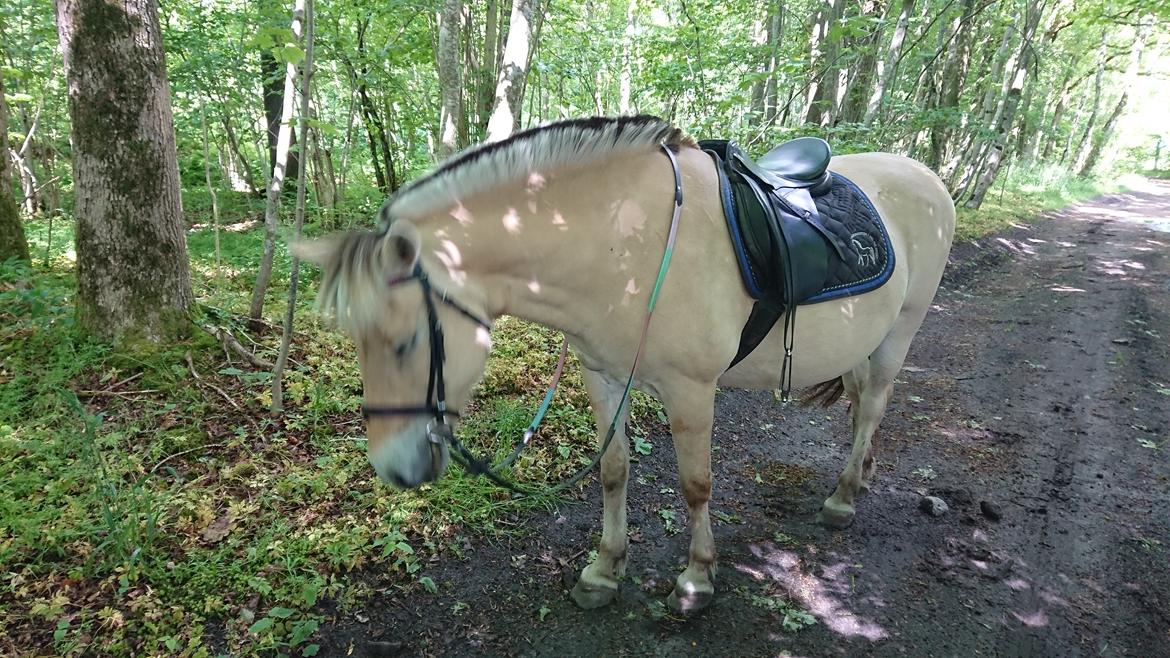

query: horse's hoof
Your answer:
[570,579,618,609]
[666,587,713,615]
[818,500,855,529]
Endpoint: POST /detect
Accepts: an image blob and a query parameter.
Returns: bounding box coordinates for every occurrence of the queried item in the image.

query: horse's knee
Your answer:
[681,474,710,508]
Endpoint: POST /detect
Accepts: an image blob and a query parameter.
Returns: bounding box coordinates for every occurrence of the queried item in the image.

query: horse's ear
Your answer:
[290,235,341,266]
[382,220,421,272]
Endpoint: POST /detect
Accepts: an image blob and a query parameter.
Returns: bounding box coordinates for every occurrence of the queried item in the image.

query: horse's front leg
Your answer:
[571,368,631,609]
[662,381,718,614]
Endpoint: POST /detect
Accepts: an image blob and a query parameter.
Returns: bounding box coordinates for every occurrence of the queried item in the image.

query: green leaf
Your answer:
[557,445,571,459]
[302,645,320,657]
[420,576,438,594]
[218,367,244,376]
[277,44,305,66]
[633,435,652,455]
[269,606,295,618]
[248,617,274,635]
[538,605,552,622]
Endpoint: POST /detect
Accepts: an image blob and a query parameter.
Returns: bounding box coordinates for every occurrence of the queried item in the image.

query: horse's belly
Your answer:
[716,274,906,390]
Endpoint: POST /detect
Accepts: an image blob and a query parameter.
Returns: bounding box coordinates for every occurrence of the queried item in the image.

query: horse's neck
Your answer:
[417,155,664,334]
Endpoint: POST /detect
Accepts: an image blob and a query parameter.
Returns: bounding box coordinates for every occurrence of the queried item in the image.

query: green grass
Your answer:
[1,168,1135,656]
[954,165,1127,241]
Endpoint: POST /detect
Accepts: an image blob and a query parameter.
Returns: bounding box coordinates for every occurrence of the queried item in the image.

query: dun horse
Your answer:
[294,116,955,613]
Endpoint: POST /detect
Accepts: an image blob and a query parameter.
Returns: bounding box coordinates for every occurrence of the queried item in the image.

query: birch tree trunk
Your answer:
[864,0,915,125]
[249,0,303,323]
[437,0,463,157]
[486,0,537,142]
[0,69,30,263]
[56,0,192,341]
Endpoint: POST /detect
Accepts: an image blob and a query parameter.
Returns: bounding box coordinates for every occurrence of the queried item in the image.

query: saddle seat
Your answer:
[757,136,832,183]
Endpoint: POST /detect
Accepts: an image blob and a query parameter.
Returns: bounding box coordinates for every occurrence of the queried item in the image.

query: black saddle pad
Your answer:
[800,172,893,304]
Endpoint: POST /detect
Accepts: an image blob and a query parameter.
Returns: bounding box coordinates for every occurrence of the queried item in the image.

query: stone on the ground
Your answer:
[920,495,949,516]
[980,500,1002,521]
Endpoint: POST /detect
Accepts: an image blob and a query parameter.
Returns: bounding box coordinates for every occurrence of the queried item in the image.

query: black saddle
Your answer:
[700,137,893,397]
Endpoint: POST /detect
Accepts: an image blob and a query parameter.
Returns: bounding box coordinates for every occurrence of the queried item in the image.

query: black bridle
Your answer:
[359,264,530,490]
[360,264,490,423]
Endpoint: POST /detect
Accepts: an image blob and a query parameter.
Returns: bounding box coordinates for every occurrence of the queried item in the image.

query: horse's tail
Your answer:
[800,377,845,408]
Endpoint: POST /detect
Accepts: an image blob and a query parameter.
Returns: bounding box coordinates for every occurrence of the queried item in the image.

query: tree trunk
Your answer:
[619,0,637,114]
[272,0,314,413]
[476,0,499,132]
[0,69,30,263]
[486,0,537,142]
[249,0,303,323]
[56,0,192,340]
[840,0,886,126]
[218,111,259,193]
[200,105,221,271]
[437,0,463,157]
[963,0,1043,209]
[804,0,846,127]
[863,0,914,126]
[261,51,299,186]
[928,0,974,169]
[1072,32,1108,174]
[1079,31,1145,177]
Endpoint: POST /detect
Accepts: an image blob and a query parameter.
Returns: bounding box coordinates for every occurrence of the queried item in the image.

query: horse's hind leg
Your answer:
[571,368,631,609]
[819,311,924,529]
[660,380,718,614]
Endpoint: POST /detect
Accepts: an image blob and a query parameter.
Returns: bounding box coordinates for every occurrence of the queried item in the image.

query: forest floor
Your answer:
[316,181,1170,657]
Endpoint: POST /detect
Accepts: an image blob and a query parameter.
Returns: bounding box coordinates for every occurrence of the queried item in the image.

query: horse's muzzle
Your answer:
[368,426,449,489]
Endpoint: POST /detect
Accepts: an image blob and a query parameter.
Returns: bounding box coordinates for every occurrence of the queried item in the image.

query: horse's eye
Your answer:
[394,332,418,359]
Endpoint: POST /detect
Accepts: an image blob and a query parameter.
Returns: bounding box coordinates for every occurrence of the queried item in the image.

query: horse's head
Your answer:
[293,220,491,488]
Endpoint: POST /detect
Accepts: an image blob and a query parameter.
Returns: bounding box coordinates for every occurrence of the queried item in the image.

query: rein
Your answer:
[368,144,684,496]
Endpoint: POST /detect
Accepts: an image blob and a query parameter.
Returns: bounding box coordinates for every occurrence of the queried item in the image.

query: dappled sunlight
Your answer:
[435,239,467,285]
[734,542,889,641]
[1010,609,1049,628]
[616,199,649,237]
[449,202,474,227]
[502,207,523,234]
[994,237,1037,256]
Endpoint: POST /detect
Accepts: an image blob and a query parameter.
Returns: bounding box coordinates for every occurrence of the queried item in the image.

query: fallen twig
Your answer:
[77,388,162,397]
[150,443,226,475]
[199,324,275,369]
[186,351,243,411]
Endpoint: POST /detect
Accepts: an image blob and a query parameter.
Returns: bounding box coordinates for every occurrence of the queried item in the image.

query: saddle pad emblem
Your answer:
[851,232,878,268]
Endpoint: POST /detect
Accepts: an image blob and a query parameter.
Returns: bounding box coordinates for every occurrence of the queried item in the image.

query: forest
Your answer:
[2,0,1168,655]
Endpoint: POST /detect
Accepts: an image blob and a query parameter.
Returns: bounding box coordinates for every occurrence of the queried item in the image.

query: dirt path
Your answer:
[322,182,1170,657]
